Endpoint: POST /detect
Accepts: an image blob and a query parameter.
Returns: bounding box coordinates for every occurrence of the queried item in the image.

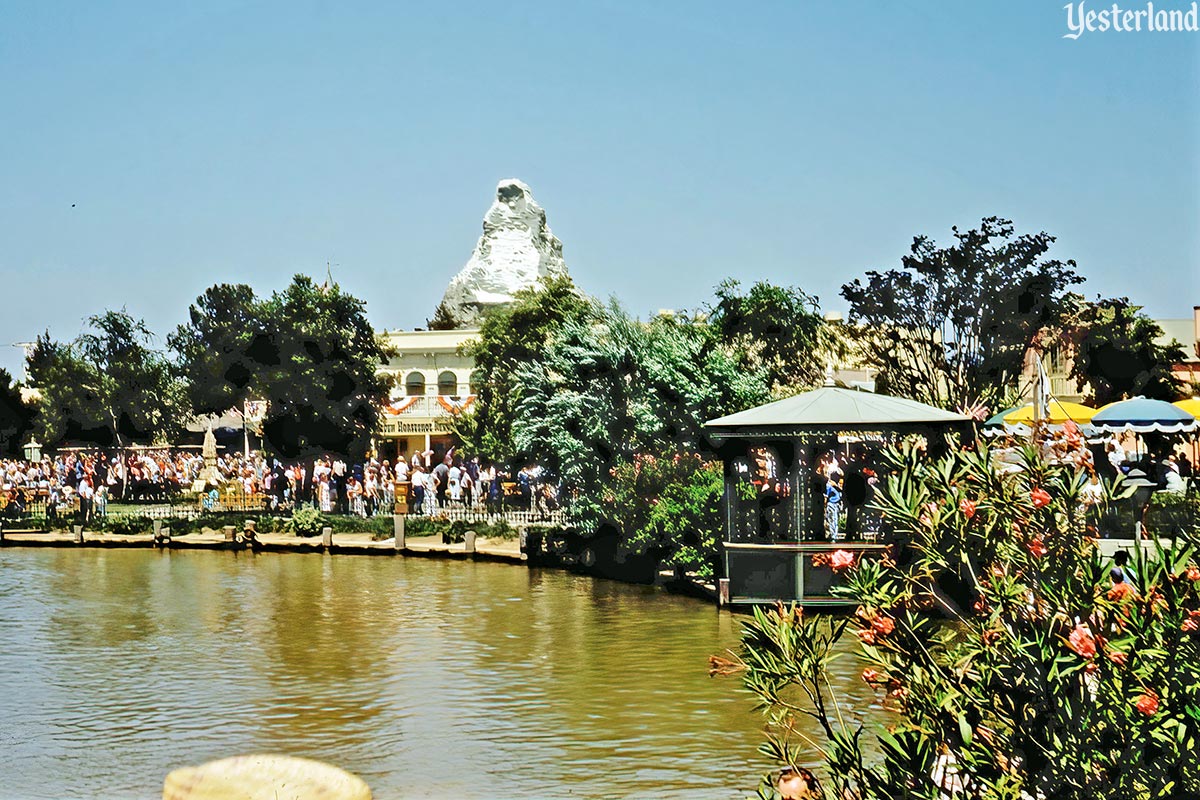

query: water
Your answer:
[0,548,881,799]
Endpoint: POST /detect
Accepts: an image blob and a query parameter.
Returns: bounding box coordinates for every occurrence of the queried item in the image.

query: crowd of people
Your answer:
[0,446,563,522]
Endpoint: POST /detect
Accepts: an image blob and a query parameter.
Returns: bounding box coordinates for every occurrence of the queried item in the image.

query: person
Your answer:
[1177,450,1194,480]
[433,457,451,510]
[410,464,425,515]
[448,460,462,505]
[1113,550,1135,584]
[1106,440,1126,477]
[1165,458,1186,494]
[824,472,843,541]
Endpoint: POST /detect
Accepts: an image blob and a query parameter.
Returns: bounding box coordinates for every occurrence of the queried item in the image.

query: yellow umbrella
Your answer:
[1173,398,1200,419]
[1003,400,1096,424]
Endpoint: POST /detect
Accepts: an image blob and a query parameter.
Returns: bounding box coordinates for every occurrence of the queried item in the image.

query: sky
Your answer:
[1,1,1197,378]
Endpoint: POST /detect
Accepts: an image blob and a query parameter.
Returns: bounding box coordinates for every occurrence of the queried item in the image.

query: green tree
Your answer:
[257,276,391,459]
[1067,296,1185,406]
[27,312,184,447]
[841,217,1083,411]
[708,279,837,396]
[718,441,1200,800]
[167,283,260,415]
[171,276,390,459]
[0,368,36,455]
[511,302,765,563]
[456,274,594,460]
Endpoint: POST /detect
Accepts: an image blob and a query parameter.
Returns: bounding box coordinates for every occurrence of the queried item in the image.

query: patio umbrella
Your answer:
[1173,398,1200,419]
[980,406,1030,437]
[1004,400,1097,425]
[1090,397,1198,434]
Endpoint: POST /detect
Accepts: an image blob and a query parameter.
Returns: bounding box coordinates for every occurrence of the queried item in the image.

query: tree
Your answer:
[708,279,837,396]
[27,313,184,447]
[841,217,1083,411]
[455,274,595,460]
[171,276,391,460]
[717,442,1200,799]
[256,276,391,459]
[167,283,261,415]
[0,368,36,455]
[1067,297,1185,406]
[511,302,765,563]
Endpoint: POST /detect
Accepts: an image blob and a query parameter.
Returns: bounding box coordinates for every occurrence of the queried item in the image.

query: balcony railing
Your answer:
[380,395,476,419]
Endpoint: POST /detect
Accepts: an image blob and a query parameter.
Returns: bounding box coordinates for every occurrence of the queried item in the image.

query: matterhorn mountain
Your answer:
[434,179,568,328]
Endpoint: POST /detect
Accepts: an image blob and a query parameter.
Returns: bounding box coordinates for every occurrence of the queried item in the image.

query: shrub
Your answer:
[717,440,1200,800]
[286,507,325,538]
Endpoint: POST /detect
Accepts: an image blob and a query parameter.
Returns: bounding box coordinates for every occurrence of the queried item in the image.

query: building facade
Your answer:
[375,329,480,462]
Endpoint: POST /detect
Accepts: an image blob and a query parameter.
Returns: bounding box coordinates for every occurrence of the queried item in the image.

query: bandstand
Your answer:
[705,383,972,606]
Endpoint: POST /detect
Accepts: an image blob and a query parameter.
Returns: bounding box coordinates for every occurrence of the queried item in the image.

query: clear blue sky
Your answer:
[1,1,1197,377]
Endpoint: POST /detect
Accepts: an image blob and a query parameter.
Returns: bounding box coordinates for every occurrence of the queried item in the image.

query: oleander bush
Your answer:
[716,440,1200,800]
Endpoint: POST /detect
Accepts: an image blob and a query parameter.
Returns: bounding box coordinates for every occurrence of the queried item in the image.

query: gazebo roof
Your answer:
[706,386,971,430]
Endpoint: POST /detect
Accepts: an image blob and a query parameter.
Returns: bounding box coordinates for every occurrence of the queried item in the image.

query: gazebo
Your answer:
[705,384,972,606]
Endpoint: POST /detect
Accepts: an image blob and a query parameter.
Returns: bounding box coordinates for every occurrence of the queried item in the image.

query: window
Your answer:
[469,370,483,396]
[405,372,426,397]
[438,371,458,396]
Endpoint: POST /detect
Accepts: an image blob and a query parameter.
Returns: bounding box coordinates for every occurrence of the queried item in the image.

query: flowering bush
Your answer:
[601,449,724,579]
[717,440,1200,799]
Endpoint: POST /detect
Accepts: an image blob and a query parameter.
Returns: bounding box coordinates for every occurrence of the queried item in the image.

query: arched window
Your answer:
[405,372,426,397]
[438,371,458,396]
[469,369,483,396]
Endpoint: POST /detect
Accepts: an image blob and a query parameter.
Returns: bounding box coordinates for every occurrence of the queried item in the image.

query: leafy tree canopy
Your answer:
[170,275,390,459]
[28,311,184,447]
[455,274,594,460]
[841,217,1083,411]
[708,279,837,396]
[1067,296,1185,406]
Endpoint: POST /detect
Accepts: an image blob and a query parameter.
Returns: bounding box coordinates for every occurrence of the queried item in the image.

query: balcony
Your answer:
[378,395,476,436]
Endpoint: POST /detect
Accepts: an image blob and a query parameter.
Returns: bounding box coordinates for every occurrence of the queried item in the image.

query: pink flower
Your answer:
[1067,623,1097,659]
[830,550,856,572]
[1134,691,1159,716]
[1031,487,1051,508]
[872,615,896,636]
[1187,565,1200,582]
[861,668,879,684]
[959,498,977,519]
[1108,650,1128,666]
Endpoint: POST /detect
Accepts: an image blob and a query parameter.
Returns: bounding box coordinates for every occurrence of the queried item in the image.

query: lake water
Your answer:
[0,548,880,799]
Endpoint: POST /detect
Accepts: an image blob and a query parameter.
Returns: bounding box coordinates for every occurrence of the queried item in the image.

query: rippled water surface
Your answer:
[0,548,880,799]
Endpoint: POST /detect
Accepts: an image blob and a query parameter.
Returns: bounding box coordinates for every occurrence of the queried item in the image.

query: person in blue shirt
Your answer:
[825,472,844,541]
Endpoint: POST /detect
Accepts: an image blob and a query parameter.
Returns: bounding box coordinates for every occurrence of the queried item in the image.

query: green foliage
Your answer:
[28,311,185,447]
[841,217,1083,411]
[708,279,836,397]
[723,441,1200,800]
[0,367,36,455]
[510,301,765,544]
[286,506,326,537]
[1067,296,1185,406]
[456,274,594,460]
[170,276,391,459]
[601,449,724,578]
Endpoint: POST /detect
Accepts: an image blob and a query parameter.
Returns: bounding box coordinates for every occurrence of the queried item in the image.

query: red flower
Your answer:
[1107,582,1135,602]
[872,615,896,636]
[1134,691,1159,716]
[1067,623,1097,659]
[1182,611,1200,633]
[1031,487,1051,508]
[830,550,856,572]
[1108,650,1128,666]
[1027,538,1048,558]
[861,668,879,684]
[856,628,876,644]
[1187,565,1200,582]
[810,553,829,568]
[959,498,977,519]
